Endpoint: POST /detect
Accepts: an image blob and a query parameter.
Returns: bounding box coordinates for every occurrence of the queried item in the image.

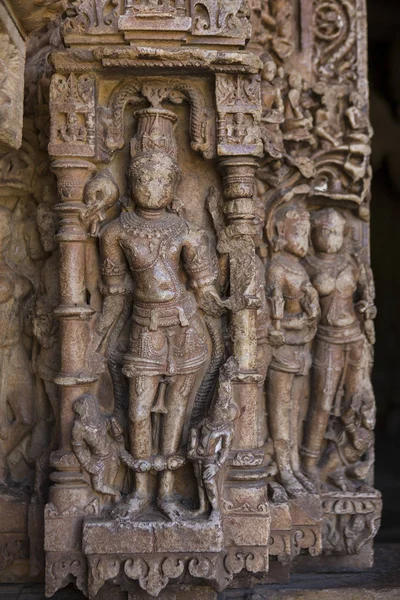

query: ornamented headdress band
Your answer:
[130,108,178,163]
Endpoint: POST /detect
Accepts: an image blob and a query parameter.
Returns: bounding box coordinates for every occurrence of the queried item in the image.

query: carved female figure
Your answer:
[265,205,319,496]
[0,206,35,488]
[98,149,222,520]
[301,208,376,490]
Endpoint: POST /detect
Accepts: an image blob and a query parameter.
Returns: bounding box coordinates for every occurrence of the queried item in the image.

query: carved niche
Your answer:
[0,0,381,597]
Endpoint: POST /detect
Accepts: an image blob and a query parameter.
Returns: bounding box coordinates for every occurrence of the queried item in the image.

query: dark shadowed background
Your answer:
[368,0,400,542]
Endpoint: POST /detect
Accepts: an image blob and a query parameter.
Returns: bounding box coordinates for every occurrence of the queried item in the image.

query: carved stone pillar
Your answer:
[51,160,96,445]
[44,160,96,597]
[36,0,381,597]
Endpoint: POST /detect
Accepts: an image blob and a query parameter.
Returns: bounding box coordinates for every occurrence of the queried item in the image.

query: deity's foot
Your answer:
[0,481,28,500]
[209,509,221,523]
[192,505,209,518]
[157,494,192,521]
[110,492,150,520]
[294,470,320,494]
[280,473,307,498]
[328,474,351,492]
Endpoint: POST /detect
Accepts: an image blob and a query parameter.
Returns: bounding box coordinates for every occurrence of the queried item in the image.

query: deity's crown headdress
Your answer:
[130,107,178,164]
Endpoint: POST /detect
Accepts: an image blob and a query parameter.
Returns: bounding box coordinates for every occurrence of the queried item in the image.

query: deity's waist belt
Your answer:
[316,322,364,344]
[132,293,197,331]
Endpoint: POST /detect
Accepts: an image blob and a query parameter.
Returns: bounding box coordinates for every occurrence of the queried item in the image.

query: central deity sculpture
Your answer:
[97,108,222,520]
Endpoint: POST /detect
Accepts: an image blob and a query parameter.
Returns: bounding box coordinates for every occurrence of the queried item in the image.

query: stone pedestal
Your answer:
[0,495,30,582]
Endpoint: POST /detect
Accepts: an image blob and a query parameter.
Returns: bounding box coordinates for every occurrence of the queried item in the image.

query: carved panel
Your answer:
[49,73,96,157]
[216,74,262,156]
[0,21,25,152]
[0,0,381,594]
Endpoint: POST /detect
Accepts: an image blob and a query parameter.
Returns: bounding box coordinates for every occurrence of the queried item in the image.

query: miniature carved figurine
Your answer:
[98,145,222,520]
[313,84,344,149]
[282,71,314,145]
[344,92,373,182]
[82,170,120,238]
[265,204,320,497]
[0,207,35,488]
[83,170,120,313]
[260,54,285,159]
[0,34,22,126]
[188,358,240,518]
[72,393,124,501]
[229,113,247,143]
[59,112,87,143]
[301,208,376,491]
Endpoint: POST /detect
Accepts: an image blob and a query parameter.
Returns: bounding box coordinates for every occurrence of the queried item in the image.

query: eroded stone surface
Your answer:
[0,0,381,596]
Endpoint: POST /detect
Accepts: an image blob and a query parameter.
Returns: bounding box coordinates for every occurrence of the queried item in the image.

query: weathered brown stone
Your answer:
[0,0,381,596]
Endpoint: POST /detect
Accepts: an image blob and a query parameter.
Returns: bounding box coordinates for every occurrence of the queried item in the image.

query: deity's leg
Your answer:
[324,339,374,490]
[267,369,304,497]
[291,374,317,493]
[5,359,35,481]
[158,373,196,520]
[204,475,219,517]
[345,340,372,408]
[302,340,342,474]
[112,374,158,518]
[44,380,60,443]
[192,461,208,516]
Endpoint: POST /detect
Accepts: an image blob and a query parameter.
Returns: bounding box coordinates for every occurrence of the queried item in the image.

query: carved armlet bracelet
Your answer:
[192,274,217,289]
[99,282,127,296]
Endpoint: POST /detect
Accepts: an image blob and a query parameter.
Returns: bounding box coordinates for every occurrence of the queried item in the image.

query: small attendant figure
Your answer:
[188,358,240,519]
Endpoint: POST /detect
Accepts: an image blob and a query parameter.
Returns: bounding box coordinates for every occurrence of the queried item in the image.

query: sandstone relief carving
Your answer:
[0,0,381,595]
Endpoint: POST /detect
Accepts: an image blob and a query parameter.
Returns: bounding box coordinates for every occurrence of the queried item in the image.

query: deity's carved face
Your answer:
[262,60,277,83]
[129,152,180,210]
[288,71,302,91]
[311,208,345,254]
[276,207,310,258]
[73,394,100,423]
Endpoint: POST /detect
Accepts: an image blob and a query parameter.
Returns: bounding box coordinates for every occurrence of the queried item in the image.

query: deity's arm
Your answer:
[314,110,340,146]
[355,254,376,320]
[182,224,224,317]
[266,262,308,333]
[95,220,127,341]
[345,106,360,130]
[288,88,303,118]
[72,422,93,472]
[300,281,320,320]
[274,86,284,114]
[188,427,200,459]
[217,430,234,467]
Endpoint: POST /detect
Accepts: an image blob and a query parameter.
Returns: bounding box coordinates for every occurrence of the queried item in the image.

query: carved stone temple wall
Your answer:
[0,0,382,597]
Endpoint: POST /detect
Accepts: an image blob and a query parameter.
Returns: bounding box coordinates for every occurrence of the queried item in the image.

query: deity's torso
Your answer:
[0,261,31,348]
[268,254,317,345]
[262,82,277,113]
[117,211,188,304]
[304,252,363,343]
[198,422,227,459]
[101,209,215,378]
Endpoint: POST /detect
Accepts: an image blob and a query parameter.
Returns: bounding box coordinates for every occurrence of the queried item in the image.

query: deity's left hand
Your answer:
[203,463,219,481]
[197,286,226,317]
